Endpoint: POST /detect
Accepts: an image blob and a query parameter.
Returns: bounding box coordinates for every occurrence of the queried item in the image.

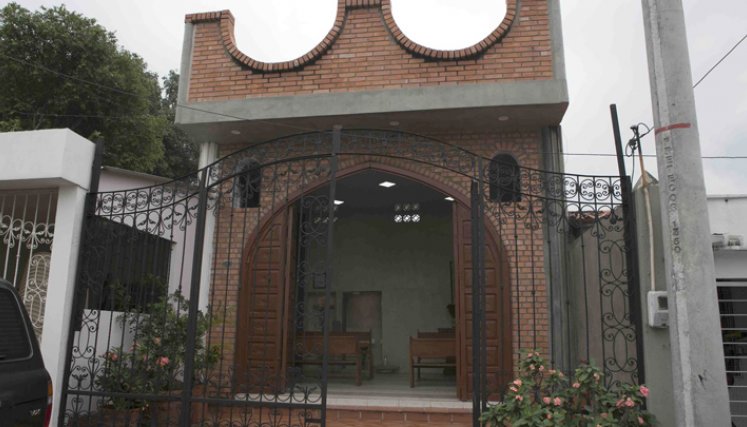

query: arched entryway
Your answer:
[234,164,512,401]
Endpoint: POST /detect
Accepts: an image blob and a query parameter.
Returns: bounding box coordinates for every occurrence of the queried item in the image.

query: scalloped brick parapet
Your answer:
[185,0,517,72]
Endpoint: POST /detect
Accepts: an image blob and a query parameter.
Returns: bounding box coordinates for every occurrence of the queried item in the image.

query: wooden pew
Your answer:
[295,333,363,386]
[409,336,456,388]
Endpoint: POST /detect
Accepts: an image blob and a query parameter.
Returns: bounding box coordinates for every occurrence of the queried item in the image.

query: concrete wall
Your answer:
[320,211,454,369]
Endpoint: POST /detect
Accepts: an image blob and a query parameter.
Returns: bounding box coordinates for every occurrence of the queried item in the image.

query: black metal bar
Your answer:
[477,159,488,414]
[611,104,627,178]
[57,139,104,427]
[179,167,210,427]
[320,127,341,427]
[611,104,646,386]
[470,180,483,427]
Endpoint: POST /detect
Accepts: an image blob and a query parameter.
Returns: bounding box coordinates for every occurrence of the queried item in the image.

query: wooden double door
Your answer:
[235,199,512,400]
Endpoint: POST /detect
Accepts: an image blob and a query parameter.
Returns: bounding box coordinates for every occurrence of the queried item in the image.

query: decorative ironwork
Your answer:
[60,129,641,427]
[0,190,56,340]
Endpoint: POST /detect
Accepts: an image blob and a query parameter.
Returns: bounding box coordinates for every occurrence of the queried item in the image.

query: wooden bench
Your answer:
[409,336,456,388]
[295,333,363,386]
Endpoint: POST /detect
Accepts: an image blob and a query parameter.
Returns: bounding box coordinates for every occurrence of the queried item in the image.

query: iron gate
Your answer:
[59,129,642,426]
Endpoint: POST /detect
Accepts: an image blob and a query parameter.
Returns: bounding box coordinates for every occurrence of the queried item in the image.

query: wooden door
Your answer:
[235,205,296,392]
[453,202,512,400]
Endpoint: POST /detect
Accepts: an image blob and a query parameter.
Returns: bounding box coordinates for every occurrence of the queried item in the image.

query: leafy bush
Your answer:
[97,290,220,410]
[480,351,656,426]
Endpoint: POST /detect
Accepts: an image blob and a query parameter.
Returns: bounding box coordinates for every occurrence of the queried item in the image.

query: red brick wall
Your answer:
[186,0,553,102]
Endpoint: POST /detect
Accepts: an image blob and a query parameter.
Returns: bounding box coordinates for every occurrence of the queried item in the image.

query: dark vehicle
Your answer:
[0,278,52,427]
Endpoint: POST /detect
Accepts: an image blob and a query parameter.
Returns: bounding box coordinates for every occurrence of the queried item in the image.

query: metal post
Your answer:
[179,167,210,427]
[640,1,730,424]
[320,126,341,426]
[470,180,484,426]
[611,105,646,387]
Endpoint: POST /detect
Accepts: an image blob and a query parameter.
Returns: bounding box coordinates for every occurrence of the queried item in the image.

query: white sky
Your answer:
[9,0,747,194]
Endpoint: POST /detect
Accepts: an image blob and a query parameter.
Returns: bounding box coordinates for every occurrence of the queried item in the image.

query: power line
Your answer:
[4,52,747,161]
[693,33,747,88]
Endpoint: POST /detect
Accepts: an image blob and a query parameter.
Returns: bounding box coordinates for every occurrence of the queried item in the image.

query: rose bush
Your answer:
[480,351,656,426]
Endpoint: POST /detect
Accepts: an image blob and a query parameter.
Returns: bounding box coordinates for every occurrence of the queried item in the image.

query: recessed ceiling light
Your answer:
[334,200,344,205]
[379,181,396,188]
[444,196,455,202]
[498,116,509,122]
[389,121,400,127]
[230,130,241,135]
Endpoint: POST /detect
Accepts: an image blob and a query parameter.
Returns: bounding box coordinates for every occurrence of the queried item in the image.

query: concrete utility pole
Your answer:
[640,0,731,425]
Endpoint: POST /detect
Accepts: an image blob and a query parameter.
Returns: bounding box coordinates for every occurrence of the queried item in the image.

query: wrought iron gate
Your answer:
[59,129,642,426]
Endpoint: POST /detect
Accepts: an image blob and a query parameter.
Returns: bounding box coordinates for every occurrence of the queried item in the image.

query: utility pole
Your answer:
[640,0,731,425]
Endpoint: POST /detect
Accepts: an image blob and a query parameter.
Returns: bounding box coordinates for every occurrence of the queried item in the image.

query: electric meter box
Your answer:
[647,291,669,328]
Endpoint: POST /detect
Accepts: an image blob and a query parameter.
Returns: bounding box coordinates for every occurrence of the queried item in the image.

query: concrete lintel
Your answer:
[176,79,568,125]
[0,129,95,190]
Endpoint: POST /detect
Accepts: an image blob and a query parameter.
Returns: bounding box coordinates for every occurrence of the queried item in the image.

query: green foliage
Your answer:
[97,290,221,410]
[152,71,199,178]
[0,3,198,176]
[480,351,656,427]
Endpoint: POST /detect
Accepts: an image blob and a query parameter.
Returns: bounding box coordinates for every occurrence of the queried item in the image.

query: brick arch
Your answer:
[232,158,514,399]
[185,0,518,73]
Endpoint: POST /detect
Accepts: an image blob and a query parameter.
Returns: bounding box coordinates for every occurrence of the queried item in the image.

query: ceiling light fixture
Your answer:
[389,121,400,127]
[334,200,344,205]
[444,196,455,202]
[379,181,396,188]
[498,116,510,122]
[230,130,241,135]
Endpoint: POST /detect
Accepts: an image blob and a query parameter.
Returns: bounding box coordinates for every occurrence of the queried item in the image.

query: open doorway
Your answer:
[302,170,458,398]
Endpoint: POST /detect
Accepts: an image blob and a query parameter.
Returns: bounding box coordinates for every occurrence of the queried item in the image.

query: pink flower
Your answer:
[529,364,535,370]
[546,413,552,420]
[625,397,635,408]
[539,365,545,372]
[593,372,601,382]
[542,397,551,405]
[105,352,118,362]
[513,379,522,387]
[572,382,580,389]
[553,397,562,406]
[639,385,649,398]
[509,386,518,393]
[157,356,170,367]
[638,416,645,425]
[600,413,608,419]
[616,398,625,408]
[515,394,523,401]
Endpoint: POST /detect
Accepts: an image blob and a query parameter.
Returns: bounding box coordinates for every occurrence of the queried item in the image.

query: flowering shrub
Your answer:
[97,290,220,410]
[480,351,656,426]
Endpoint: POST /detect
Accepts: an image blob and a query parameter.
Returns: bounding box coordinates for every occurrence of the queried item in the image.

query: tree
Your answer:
[152,70,199,178]
[0,3,166,173]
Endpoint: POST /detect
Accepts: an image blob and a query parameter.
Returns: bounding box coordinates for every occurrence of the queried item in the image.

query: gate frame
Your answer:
[58,128,644,427]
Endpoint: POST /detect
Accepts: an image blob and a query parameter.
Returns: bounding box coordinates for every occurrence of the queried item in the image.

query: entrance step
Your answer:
[327,406,472,425]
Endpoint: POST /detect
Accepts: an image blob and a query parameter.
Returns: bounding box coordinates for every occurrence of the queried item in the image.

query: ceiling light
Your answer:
[389,121,400,127]
[379,181,396,188]
[230,130,241,135]
[444,196,455,202]
[498,116,509,122]
[334,200,344,205]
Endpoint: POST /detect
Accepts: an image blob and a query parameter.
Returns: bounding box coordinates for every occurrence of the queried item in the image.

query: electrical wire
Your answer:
[693,33,747,89]
[4,52,747,161]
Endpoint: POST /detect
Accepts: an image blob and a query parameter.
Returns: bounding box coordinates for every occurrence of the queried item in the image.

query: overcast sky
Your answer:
[11,0,747,194]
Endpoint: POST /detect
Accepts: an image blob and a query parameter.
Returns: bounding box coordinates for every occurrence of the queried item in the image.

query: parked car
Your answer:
[0,278,52,427]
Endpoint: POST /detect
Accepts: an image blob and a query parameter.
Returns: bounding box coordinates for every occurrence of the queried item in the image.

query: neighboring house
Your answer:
[57,2,643,427]
[0,129,177,423]
[708,195,747,426]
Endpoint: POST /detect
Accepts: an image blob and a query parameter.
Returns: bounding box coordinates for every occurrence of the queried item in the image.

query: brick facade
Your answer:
[185,0,557,397]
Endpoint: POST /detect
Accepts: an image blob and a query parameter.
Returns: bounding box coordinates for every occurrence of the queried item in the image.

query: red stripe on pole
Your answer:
[655,122,692,135]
